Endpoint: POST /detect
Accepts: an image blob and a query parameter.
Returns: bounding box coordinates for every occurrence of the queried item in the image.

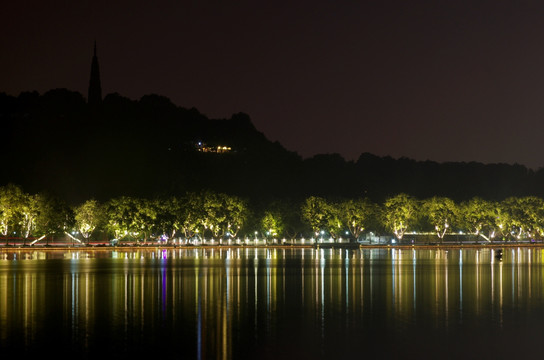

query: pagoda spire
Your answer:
[88,41,102,106]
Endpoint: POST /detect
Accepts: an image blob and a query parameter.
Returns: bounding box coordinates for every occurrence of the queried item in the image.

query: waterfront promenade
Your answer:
[1,242,543,253]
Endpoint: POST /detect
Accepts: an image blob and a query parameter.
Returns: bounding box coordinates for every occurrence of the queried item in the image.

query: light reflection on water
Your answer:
[1,247,544,359]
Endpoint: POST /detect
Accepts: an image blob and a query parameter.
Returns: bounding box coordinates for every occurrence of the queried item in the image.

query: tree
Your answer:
[35,194,74,243]
[199,192,248,241]
[423,197,457,240]
[265,199,305,241]
[261,211,284,244]
[105,197,139,242]
[222,194,248,239]
[521,197,544,240]
[19,194,40,245]
[132,198,158,243]
[0,184,26,244]
[338,198,375,242]
[458,198,494,241]
[74,199,103,243]
[179,193,205,240]
[301,196,333,238]
[382,194,418,241]
[500,197,544,241]
[326,203,343,242]
[154,197,179,241]
[488,201,509,241]
[200,192,227,240]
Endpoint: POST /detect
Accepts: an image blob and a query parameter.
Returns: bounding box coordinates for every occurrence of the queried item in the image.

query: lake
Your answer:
[1,246,543,359]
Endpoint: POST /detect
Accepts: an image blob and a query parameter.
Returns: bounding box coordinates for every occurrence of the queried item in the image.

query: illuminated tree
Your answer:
[105,197,139,242]
[382,194,417,240]
[200,192,227,240]
[74,199,103,243]
[458,197,494,241]
[488,201,509,241]
[154,197,179,241]
[199,192,248,241]
[521,197,544,240]
[326,204,343,241]
[151,195,204,243]
[265,199,305,241]
[338,198,375,242]
[301,196,333,238]
[1,186,72,245]
[179,193,205,240]
[132,198,158,243]
[222,194,248,238]
[423,197,457,240]
[0,184,26,244]
[35,194,74,243]
[261,211,284,243]
[500,197,544,241]
[19,194,40,245]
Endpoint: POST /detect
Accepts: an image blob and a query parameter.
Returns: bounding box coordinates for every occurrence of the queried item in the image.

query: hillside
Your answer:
[1,89,544,205]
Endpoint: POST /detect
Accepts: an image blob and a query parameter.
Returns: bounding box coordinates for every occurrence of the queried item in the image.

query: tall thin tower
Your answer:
[88,41,102,106]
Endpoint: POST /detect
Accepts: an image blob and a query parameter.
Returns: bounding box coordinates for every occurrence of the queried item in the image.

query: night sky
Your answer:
[3,0,544,168]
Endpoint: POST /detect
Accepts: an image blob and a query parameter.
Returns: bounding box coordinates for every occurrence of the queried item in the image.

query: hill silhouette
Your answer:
[1,89,543,205]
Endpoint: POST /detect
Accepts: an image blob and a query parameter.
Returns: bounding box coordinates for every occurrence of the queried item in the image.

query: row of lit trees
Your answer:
[380,194,544,242]
[101,193,248,243]
[265,194,544,243]
[0,185,249,244]
[2,184,544,244]
[0,184,73,245]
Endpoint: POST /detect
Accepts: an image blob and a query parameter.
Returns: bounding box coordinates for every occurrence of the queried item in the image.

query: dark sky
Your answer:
[3,0,544,168]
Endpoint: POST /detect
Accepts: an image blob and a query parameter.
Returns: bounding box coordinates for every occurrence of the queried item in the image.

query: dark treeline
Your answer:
[1,89,543,209]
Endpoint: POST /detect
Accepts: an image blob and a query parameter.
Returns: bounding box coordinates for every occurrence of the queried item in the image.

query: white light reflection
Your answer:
[321,248,325,342]
[459,249,463,319]
[413,249,416,310]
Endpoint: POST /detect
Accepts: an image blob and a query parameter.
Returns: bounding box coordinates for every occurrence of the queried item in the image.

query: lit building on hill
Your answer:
[195,142,232,153]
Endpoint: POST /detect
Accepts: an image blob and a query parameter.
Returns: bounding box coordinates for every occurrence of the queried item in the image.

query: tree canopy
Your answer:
[3,184,544,245]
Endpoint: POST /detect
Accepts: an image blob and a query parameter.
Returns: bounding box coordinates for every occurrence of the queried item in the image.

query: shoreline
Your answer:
[1,242,543,252]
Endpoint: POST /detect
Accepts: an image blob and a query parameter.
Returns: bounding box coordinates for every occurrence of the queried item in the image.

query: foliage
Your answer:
[301,196,333,236]
[178,193,205,239]
[221,194,248,238]
[74,199,104,241]
[154,197,181,240]
[338,198,375,242]
[197,192,248,240]
[7,182,544,244]
[499,197,544,240]
[0,184,27,238]
[19,194,40,241]
[423,197,457,239]
[382,194,418,240]
[1,186,73,243]
[34,194,74,238]
[266,199,305,240]
[261,211,284,241]
[105,197,139,241]
[132,199,158,242]
[521,197,544,238]
[458,198,494,240]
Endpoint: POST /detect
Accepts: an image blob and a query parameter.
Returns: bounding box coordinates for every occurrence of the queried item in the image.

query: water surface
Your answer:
[1,247,543,359]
